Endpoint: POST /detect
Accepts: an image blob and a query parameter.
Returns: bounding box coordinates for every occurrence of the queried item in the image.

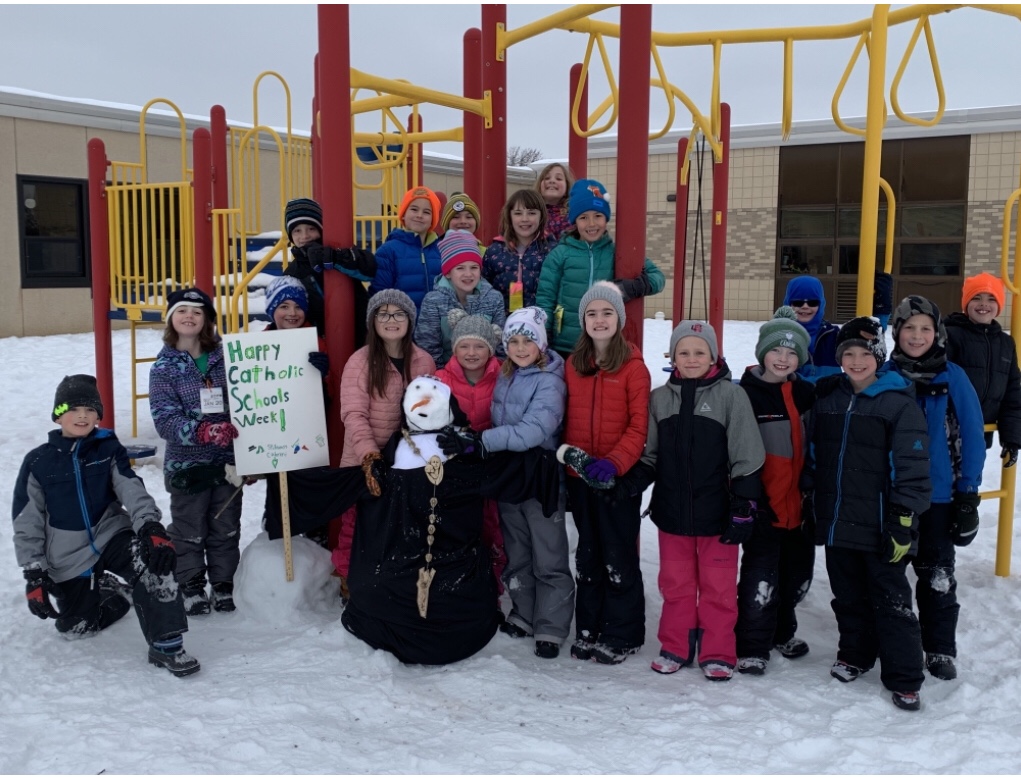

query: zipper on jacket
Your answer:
[72,439,103,560]
[829,392,856,546]
[587,244,595,289]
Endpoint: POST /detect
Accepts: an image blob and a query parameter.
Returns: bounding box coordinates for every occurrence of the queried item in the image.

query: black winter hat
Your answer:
[284,198,323,243]
[53,374,103,421]
[835,316,886,365]
[166,287,217,322]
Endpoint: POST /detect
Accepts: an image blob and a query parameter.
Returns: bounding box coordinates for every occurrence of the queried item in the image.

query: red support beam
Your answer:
[88,138,114,430]
[463,27,483,209]
[317,4,356,467]
[709,103,731,357]
[614,4,652,348]
[480,4,507,245]
[192,128,214,296]
[209,105,229,212]
[568,63,588,180]
[672,137,690,326]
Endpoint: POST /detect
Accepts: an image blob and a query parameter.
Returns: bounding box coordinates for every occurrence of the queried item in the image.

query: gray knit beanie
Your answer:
[578,280,626,327]
[669,320,719,364]
[448,310,502,355]
[755,306,810,367]
[367,288,417,329]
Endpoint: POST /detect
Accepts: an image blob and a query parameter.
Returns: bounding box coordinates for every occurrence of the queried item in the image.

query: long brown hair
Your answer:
[162,312,219,353]
[365,317,415,398]
[534,163,575,207]
[570,327,630,376]
[499,189,548,246]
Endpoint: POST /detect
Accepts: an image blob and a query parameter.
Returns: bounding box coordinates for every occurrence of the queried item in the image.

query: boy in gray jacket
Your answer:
[12,375,200,677]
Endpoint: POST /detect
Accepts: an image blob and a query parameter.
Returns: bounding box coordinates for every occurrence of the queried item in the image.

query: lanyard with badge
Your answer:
[197,355,225,415]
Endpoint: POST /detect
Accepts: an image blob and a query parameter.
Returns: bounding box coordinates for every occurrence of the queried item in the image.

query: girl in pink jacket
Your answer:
[333,290,435,588]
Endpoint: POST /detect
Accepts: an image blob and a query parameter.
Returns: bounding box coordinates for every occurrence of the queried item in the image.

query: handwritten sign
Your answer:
[223,328,329,476]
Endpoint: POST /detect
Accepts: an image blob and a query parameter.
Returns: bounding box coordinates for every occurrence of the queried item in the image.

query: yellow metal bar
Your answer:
[996,276,1021,575]
[572,33,619,137]
[252,72,294,200]
[501,4,617,52]
[651,80,720,160]
[350,69,489,120]
[648,45,676,142]
[353,128,464,146]
[878,176,896,273]
[352,94,415,115]
[855,5,890,318]
[781,39,794,141]
[138,98,189,182]
[890,16,946,127]
[1001,189,1021,295]
[832,33,870,138]
[711,40,722,140]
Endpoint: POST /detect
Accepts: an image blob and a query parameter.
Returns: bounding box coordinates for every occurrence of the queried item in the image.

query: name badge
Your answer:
[200,387,225,414]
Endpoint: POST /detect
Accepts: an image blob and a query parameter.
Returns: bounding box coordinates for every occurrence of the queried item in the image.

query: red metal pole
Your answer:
[480,4,507,246]
[406,113,422,191]
[88,138,114,430]
[192,128,214,297]
[463,28,483,207]
[569,63,588,180]
[672,137,690,326]
[709,102,731,357]
[209,106,229,212]
[614,4,652,348]
[318,4,356,467]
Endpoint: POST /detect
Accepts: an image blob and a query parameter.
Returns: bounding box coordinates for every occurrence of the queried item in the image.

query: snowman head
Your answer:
[402,375,457,433]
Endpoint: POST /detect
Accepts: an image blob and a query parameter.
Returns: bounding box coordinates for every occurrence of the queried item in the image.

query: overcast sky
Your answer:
[1,5,1019,158]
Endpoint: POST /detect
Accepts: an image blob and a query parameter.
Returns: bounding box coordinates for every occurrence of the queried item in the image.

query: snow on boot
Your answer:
[830,660,867,683]
[534,641,559,659]
[737,657,768,676]
[926,653,957,680]
[211,582,236,613]
[556,444,615,490]
[570,636,596,661]
[148,646,201,677]
[591,643,640,665]
[182,575,210,617]
[702,662,734,682]
[774,637,809,659]
[651,651,686,675]
[891,690,921,712]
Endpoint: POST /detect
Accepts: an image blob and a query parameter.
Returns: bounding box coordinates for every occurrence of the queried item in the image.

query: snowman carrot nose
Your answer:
[410,397,431,411]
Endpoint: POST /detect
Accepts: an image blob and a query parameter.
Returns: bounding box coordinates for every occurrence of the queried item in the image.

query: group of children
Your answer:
[11,162,1019,711]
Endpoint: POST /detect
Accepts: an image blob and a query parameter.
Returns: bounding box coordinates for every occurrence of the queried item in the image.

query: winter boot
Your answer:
[926,653,957,681]
[702,662,734,682]
[499,620,532,639]
[650,651,686,675]
[590,643,640,665]
[182,574,210,617]
[210,582,236,613]
[96,573,132,630]
[774,637,810,659]
[556,445,616,490]
[148,646,201,677]
[830,660,867,683]
[891,690,921,712]
[570,636,597,661]
[737,657,768,676]
[534,641,560,659]
[98,572,133,606]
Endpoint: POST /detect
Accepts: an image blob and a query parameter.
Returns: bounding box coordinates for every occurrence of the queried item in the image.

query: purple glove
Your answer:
[584,458,618,484]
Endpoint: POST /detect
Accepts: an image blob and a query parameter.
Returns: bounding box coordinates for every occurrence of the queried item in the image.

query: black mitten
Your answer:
[951,491,980,547]
[308,351,329,376]
[613,270,653,303]
[24,568,59,619]
[800,491,816,540]
[720,499,757,545]
[138,521,177,576]
[1002,446,1018,469]
[437,427,484,458]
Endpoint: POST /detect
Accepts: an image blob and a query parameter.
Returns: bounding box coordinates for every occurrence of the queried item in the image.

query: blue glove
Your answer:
[308,351,329,377]
[584,458,617,484]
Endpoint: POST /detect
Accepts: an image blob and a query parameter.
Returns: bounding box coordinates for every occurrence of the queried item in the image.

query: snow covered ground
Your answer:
[2,319,1020,774]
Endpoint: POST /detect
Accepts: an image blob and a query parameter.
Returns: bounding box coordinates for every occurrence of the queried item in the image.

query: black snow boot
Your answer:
[211,582,236,613]
[148,646,201,677]
[182,574,210,617]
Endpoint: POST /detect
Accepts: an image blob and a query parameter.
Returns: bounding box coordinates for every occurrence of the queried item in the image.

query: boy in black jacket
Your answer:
[804,318,932,711]
[944,272,1021,467]
[12,375,200,677]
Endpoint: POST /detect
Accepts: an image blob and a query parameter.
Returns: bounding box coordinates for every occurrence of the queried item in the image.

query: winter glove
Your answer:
[437,427,484,459]
[305,244,377,278]
[308,351,330,377]
[597,462,655,506]
[951,491,981,547]
[196,421,239,448]
[556,444,615,490]
[614,270,653,303]
[584,458,618,484]
[800,491,817,540]
[1002,446,1018,469]
[882,505,916,564]
[362,451,384,497]
[137,521,177,576]
[720,499,757,545]
[24,568,59,620]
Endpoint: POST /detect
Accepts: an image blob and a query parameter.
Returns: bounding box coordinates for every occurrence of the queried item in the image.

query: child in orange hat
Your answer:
[944,271,1021,467]
[368,186,443,311]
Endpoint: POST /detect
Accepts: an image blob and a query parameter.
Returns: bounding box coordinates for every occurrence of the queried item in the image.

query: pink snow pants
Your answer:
[657,532,739,667]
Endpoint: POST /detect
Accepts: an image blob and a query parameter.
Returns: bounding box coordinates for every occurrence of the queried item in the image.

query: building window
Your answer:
[18,176,90,289]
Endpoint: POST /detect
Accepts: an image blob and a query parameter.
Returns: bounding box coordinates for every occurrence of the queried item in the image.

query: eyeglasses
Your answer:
[374,310,409,322]
[789,299,820,308]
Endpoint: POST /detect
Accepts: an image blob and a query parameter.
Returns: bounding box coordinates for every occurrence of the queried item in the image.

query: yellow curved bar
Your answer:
[678,127,698,186]
[350,68,488,119]
[651,79,720,161]
[711,40,722,140]
[252,71,293,139]
[781,39,793,141]
[878,176,896,273]
[572,33,619,138]
[236,124,288,251]
[352,93,415,115]
[648,45,676,142]
[1000,190,1021,295]
[138,98,189,182]
[890,16,946,127]
[502,4,618,51]
[832,33,869,138]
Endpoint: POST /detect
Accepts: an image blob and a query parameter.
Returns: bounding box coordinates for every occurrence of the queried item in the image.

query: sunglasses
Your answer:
[790,299,820,308]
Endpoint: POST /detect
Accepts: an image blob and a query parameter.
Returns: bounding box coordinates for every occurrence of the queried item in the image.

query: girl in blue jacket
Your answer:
[888,295,985,683]
[368,186,443,311]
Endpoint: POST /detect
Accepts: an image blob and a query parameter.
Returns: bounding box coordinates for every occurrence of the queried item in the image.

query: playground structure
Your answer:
[85,4,1021,575]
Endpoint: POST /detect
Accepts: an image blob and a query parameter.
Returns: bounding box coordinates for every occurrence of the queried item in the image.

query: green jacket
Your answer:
[534,232,665,353]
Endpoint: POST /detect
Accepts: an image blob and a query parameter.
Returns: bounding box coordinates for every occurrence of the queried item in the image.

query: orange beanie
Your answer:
[962,271,1005,313]
[397,186,441,233]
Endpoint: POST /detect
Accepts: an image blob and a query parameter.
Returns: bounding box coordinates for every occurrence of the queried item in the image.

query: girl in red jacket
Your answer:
[564,281,651,664]
[437,311,507,594]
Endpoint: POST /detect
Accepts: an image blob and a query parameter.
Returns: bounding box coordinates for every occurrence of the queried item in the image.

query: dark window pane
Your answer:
[779,145,838,205]
[901,135,969,202]
[837,141,901,204]
[19,176,89,288]
[780,209,835,238]
[25,182,81,237]
[779,244,833,276]
[899,205,966,238]
[838,243,887,275]
[25,239,83,276]
[838,207,888,238]
[900,243,962,276]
